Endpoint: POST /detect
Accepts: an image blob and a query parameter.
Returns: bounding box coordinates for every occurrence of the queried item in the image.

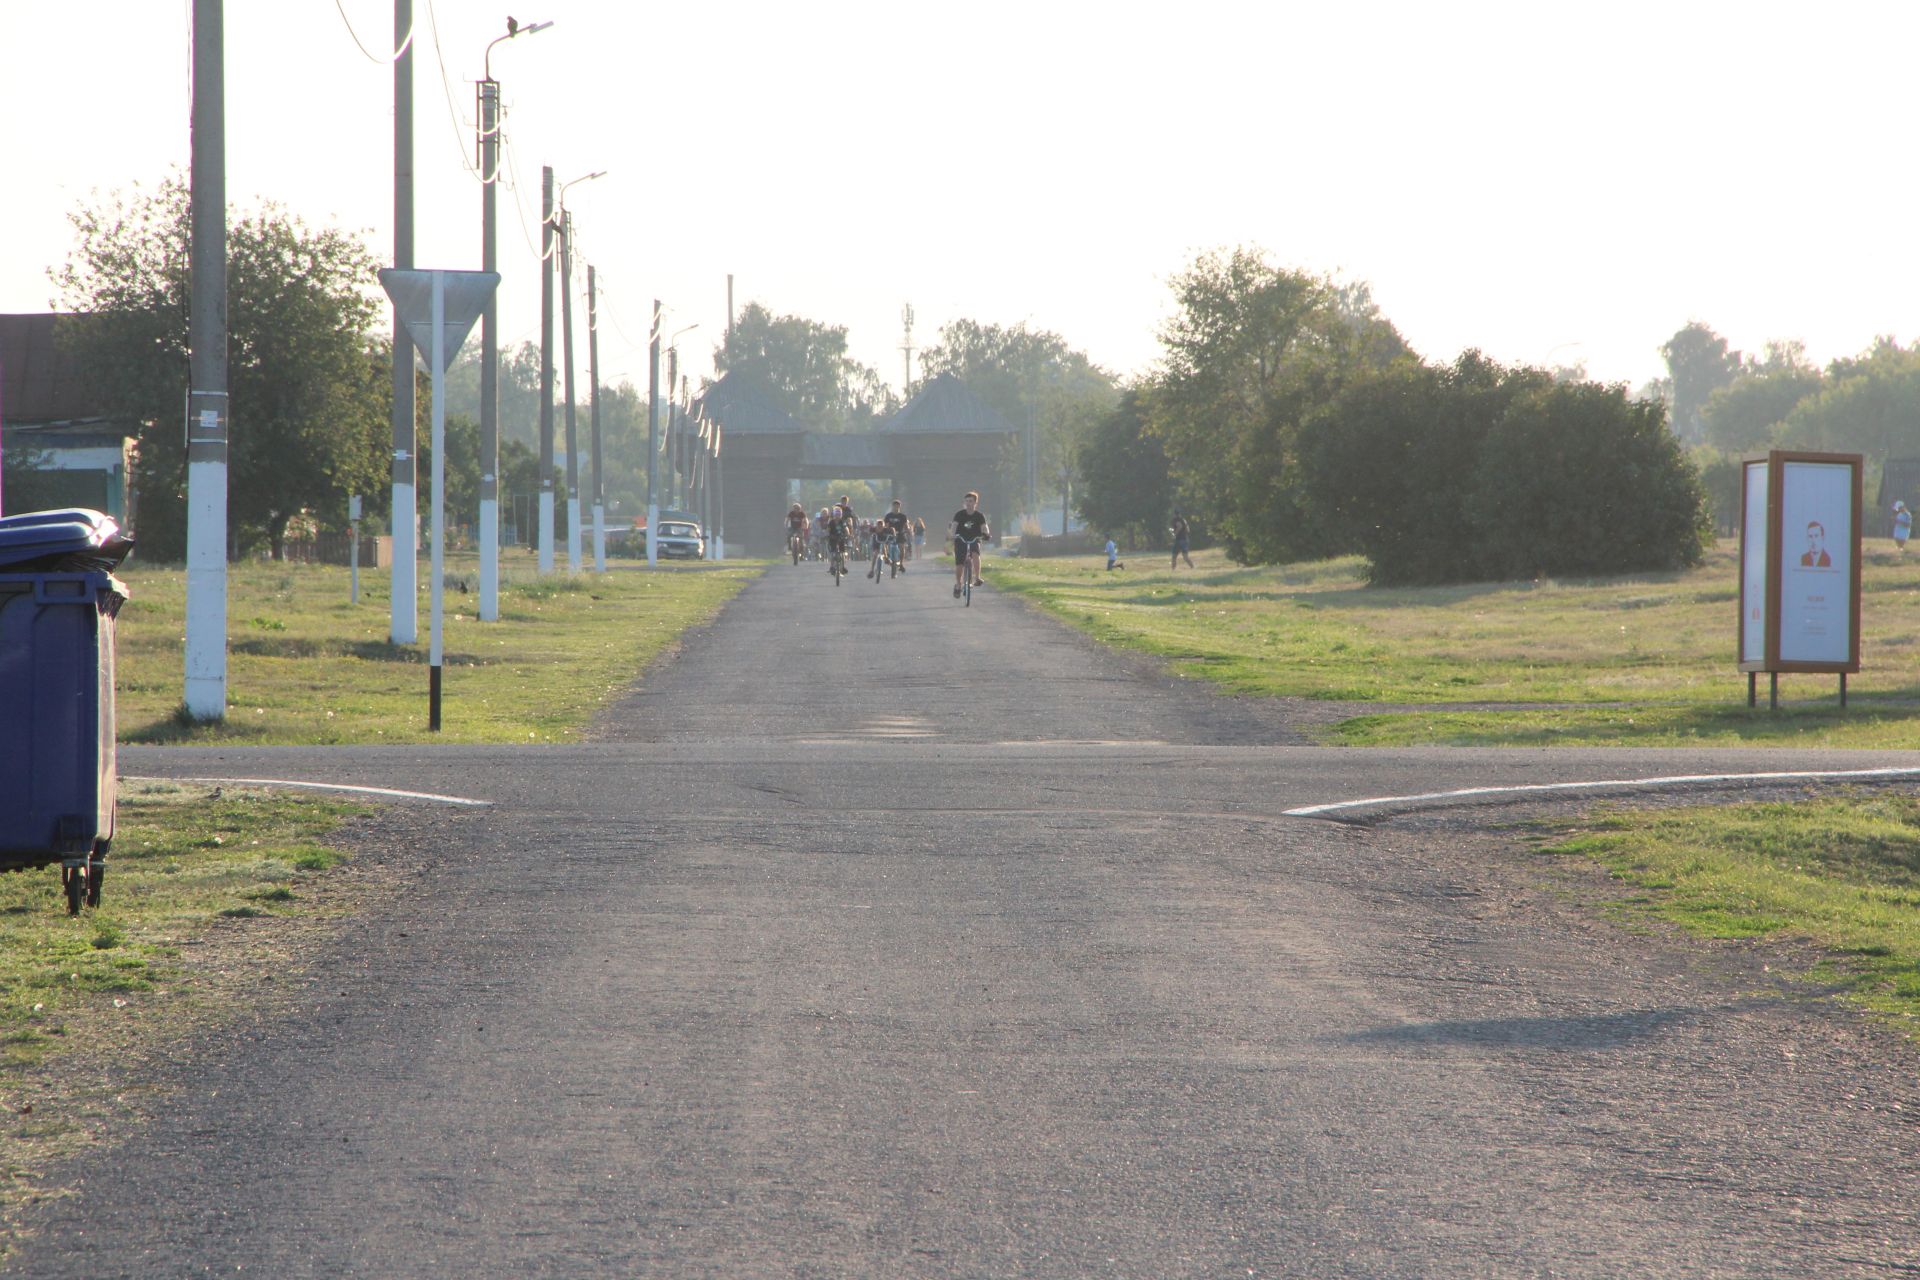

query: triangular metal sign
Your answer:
[378,269,501,366]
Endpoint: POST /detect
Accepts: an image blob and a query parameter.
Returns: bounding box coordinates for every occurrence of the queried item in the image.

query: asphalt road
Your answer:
[15,559,1920,1276]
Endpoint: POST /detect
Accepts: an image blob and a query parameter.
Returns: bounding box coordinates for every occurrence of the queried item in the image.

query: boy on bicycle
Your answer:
[950,491,990,597]
[882,499,911,574]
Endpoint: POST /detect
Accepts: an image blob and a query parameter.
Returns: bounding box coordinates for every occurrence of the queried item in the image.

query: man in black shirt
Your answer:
[880,499,912,574]
[823,503,853,574]
[949,491,990,597]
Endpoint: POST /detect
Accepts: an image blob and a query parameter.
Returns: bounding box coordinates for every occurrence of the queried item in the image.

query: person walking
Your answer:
[1105,535,1124,571]
[1170,512,1194,570]
[1895,501,1911,552]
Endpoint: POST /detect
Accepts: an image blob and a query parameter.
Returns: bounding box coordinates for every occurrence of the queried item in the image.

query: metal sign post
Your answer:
[378,268,500,731]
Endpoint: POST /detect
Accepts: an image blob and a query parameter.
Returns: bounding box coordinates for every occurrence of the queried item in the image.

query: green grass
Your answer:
[1538,795,1920,1022]
[0,783,363,1069]
[992,542,1920,747]
[115,557,757,744]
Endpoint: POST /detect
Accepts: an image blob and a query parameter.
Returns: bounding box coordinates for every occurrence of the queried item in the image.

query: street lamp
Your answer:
[476,15,551,619]
[555,169,605,571]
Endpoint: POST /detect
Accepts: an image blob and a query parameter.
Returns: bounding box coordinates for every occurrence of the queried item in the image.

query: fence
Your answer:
[280,533,392,568]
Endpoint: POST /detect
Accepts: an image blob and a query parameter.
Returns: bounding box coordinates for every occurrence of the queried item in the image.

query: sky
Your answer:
[7,1,1920,401]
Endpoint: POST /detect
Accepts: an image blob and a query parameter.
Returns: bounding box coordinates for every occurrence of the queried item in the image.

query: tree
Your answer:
[1149,247,1411,562]
[444,340,546,451]
[1470,381,1709,579]
[712,303,887,432]
[1784,338,1920,461]
[1073,388,1171,544]
[1700,340,1824,452]
[1659,321,1743,445]
[916,319,1118,516]
[52,176,387,558]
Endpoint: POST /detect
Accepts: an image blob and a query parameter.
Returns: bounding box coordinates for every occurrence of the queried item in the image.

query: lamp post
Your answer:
[476,16,551,619]
[555,170,605,574]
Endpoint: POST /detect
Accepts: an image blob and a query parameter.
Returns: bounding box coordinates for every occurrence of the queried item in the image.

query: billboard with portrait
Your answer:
[1738,451,1861,675]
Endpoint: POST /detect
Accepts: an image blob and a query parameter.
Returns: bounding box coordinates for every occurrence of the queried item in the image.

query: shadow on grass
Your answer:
[121,708,275,745]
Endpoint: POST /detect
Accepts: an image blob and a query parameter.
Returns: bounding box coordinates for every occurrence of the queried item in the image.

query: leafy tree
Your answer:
[1659,321,1744,445]
[1300,352,1544,584]
[444,340,546,452]
[1700,340,1824,452]
[916,318,1117,513]
[1784,337,1920,461]
[1073,388,1170,545]
[1149,247,1410,562]
[1470,380,1709,579]
[52,176,387,559]
[712,303,887,432]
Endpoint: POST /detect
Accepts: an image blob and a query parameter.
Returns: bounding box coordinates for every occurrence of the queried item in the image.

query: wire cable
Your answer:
[421,0,480,179]
[333,0,416,63]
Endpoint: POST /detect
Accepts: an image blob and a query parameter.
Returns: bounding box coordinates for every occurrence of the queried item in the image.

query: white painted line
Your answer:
[130,776,493,808]
[1284,766,1920,818]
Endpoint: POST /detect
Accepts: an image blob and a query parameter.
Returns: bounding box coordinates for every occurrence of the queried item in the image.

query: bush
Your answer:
[1301,354,1709,584]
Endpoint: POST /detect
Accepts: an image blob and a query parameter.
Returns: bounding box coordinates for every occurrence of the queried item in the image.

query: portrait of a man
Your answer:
[1801,520,1832,567]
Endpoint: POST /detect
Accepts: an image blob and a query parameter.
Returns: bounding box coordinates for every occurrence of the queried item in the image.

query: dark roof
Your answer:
[880,373,1019,435]
[692,370,807,435]
[0,314,107,424]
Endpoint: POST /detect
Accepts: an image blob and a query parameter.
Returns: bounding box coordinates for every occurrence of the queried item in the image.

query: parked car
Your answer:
[655,519,705,559]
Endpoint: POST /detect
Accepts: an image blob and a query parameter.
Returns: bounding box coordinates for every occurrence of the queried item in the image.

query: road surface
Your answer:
[15,561,1920,1276]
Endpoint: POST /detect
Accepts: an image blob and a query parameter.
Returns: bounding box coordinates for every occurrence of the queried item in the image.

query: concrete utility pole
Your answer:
[645,299,661,566]
[713,423,725,560]
[538,166,554,573]
[560,211,581,573]
[901,302,915,393]
[389,0,417,644]
[588,264,605,572]
[678,376,692,510]
[184,0,228,721]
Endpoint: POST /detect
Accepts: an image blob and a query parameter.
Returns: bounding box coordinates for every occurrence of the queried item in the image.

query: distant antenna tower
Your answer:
[900,302,916,392]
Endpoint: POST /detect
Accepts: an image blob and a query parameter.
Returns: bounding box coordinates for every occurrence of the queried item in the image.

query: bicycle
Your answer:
[788,530,806,565]
[829,541,848,586]
[869,535,901,584]
[954,534,986,606]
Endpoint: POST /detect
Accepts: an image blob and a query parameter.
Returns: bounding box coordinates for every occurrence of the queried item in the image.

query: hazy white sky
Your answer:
[6,1,1918,399]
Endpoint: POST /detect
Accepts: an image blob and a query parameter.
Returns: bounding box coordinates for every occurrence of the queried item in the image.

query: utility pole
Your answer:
[588,264,605,571]
[560,211,581,573]
[538,165,554,573]
[713,423,725,561]
[901,302,915,394]
[645,299,661,566]
[476,71,500,618]
[476,18,551,611]
[679,376,692,510]
[184,0,228,720]
[726,274,734,337]
[389,0,417,644]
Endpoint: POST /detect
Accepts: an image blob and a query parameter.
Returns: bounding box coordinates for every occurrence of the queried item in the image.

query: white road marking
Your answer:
[1284,766,1920,818]
[129,776,493,807]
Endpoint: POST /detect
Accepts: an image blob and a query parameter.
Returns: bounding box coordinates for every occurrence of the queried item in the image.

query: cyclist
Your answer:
[881,499,911,574]
[823,502,853,576]
[785,502,809,560]
[949,490,990,598]
[865,517,894,580]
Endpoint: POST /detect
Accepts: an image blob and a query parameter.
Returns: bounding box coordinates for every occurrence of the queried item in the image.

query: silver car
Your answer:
[655,520,705,559]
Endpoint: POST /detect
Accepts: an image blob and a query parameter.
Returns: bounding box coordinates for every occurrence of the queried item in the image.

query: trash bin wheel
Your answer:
[86,846,106,909]
[62,865,85,916]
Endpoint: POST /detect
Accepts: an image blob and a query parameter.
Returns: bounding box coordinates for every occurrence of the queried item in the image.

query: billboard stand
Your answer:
[1738,450,1862,711]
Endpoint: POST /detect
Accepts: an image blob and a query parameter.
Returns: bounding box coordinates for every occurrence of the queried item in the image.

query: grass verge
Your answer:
[991,543,1920,746]
[116,558,757,744]
[1536,794,1920,1024]
[0,782,370,1227]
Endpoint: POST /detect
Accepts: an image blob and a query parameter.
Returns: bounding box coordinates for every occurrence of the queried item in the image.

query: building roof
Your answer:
[0,313,108,425]
[798,432,892,477]
[880,373,1019,435]
[692,370,807,435]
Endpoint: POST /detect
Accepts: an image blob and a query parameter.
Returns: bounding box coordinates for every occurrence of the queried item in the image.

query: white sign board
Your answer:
[1777,461,1854,665]
[1740,460,1768,665]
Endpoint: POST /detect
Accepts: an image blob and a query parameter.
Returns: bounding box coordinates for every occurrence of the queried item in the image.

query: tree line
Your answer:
[1075,248,1710,584]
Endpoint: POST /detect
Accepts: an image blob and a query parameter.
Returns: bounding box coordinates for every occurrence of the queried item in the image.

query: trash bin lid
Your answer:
[0,509,132,571]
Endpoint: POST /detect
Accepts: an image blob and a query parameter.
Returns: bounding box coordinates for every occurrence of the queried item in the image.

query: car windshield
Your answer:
[658,523,698,537]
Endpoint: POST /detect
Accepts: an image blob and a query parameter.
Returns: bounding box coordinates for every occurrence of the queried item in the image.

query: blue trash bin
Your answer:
[0,509,133,914]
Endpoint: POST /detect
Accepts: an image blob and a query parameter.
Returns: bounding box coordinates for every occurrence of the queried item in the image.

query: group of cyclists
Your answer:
[785,492,991,597]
